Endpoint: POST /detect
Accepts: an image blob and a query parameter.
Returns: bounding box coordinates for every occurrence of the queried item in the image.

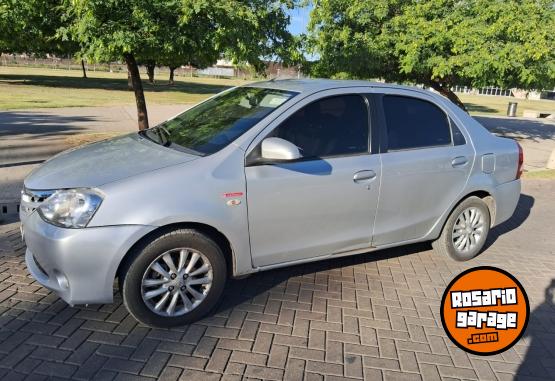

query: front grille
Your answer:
[20,188,54,216]
[21,188,53,203]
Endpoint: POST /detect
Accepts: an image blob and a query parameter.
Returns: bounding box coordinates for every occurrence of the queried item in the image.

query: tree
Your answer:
[64,0,298,130]
[144,59,156,84]
[307,0,555,109]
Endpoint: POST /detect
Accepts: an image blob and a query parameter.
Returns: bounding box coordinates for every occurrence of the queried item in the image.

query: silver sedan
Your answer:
[20,80,522,327]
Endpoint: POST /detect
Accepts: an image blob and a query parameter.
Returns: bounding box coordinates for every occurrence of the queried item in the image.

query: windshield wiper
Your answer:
[138,127,170,146]
[138,129,160,144]
[139,128,205,156]
[157,126,171,146]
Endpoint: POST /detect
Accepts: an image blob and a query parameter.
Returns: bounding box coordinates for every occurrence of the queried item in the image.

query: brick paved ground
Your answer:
[0,179,554,381]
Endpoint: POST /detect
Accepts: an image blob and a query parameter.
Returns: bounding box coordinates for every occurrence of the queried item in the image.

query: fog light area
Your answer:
[54,271,69,289]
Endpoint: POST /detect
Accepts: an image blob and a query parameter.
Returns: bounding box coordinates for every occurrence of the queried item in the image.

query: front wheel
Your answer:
[432,196,491,261]
[120,229,227,327]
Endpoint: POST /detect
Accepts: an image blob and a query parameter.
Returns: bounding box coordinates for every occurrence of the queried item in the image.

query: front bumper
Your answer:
[23,212,155,305]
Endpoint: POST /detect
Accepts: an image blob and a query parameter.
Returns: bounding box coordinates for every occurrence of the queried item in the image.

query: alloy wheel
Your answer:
[452,207,485,254]
[141,248,213,317]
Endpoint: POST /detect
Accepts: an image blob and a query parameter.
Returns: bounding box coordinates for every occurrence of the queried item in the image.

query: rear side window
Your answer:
[383,95,451,151]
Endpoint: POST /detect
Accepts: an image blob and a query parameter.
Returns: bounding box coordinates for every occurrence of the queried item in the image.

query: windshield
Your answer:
[142,87,297,155]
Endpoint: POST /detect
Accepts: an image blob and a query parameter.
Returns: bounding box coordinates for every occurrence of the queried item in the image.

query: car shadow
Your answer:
[483,193,534,251]
[215,242,430,315]
[515,279,555,379]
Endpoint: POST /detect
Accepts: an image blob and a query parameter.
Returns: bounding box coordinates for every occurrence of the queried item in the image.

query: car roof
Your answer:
[246,78,431,96]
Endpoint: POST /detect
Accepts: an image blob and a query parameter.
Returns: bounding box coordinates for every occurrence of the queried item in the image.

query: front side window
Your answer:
[143,87,297,155]
[271,95,369,158]
[383,95,452,151]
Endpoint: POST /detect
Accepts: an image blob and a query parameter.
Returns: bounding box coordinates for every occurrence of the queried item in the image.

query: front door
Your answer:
[245,93,381,267]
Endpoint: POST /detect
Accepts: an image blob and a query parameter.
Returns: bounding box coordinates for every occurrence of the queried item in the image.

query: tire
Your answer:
[432,196,491,261]
[119,229,227,328]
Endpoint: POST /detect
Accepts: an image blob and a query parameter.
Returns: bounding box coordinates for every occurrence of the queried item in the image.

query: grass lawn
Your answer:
[459,93,555,117]
[0,66,251,109]
[522,169,555,180]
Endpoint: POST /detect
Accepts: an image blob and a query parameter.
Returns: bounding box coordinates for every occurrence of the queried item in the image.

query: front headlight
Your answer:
[38,189,103,228]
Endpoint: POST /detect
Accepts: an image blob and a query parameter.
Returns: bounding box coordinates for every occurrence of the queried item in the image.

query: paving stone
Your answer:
[244,364,284,380]
[205,348,231,373]
[167,354,207,370]
[33,361,77,378]
[268,344,289,369]
[158,366,182,381]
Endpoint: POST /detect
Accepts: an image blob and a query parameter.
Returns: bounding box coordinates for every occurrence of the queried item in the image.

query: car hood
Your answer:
[24,133,199,190]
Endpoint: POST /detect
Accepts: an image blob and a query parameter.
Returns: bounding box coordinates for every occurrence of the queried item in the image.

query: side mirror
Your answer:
[261,137,302,161]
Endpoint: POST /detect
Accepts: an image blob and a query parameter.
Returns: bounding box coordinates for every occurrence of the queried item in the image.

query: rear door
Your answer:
[371,90,474,246]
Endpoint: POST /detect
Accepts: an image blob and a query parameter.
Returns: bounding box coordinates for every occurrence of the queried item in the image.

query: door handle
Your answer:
[353,170,376,183]
[451,156,468,167]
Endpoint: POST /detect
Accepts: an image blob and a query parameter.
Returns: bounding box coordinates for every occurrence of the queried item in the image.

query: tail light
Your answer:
[516,142,523,179]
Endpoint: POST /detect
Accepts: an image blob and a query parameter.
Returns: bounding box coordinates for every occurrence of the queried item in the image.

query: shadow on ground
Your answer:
[220,242,431,314]
[475,116,555,142]
[483,193,534,250]
[516,279,555,379]
[0,73,233,94]
[0,112,91,139]
[465,103,498,114]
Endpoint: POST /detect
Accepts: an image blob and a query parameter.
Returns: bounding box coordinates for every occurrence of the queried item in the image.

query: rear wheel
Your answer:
[432,196,491,261]
[120,229,227,327]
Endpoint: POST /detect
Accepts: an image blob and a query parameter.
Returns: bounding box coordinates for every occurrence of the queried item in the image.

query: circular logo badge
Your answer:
[441,266,529,355]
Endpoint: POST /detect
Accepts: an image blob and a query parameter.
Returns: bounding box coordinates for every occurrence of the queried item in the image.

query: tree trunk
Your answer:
[124,53,149,130]
[146,62,155,84]
[429,82,467,112]
[127,70,133,90]
[169,66,177,85]
[81,59,87,78]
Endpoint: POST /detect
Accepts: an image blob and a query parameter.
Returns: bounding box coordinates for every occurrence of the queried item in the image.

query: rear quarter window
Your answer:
[450,119,467,146]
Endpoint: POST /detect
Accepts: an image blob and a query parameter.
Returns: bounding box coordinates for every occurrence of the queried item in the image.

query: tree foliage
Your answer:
[388,0,555,89]
[308,0,555,106]
[0,0,73,55]
[181,0,300,73]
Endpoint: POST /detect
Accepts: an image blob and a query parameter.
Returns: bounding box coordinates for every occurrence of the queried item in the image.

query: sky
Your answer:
[287,5,312,36]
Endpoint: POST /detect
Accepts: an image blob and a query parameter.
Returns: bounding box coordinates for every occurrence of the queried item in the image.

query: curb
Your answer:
[0,200,20,223]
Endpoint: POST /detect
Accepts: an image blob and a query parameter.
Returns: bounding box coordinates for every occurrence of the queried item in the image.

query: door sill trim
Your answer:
[253,245,376,272]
